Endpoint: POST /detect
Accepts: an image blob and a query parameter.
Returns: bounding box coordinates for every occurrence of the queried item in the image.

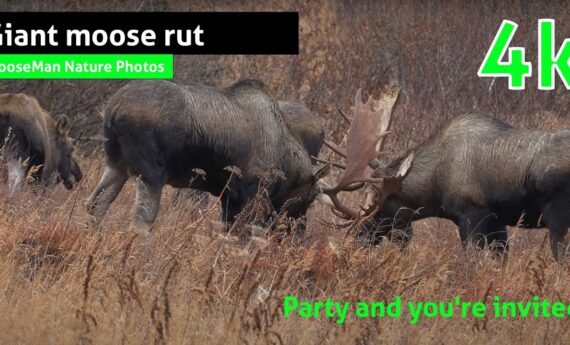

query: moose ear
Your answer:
[55,114,70,135]
[313,164,331,181]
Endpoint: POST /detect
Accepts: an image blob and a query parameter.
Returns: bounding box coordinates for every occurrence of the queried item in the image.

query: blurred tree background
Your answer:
[0,0,569,161]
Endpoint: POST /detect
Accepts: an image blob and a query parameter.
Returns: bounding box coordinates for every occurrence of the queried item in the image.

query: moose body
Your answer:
[170,99,324,206]
[0,93,82,191]
[322,89,570,259]
[364,111,570,258]
[87,79,326,233]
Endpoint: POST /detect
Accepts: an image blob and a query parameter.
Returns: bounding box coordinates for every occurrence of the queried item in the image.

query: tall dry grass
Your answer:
[0,154,568,344]
[0,1,569,344]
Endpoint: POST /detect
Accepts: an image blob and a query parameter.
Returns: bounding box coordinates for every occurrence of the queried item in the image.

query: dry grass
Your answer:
[1,0,570,157]
[0,158,568,345]
[0,1,570,344]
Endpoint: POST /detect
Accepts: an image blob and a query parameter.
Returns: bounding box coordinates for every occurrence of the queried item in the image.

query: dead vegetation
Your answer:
[0,162,569,344]
[0,1,569,157]
[0,0,569,344]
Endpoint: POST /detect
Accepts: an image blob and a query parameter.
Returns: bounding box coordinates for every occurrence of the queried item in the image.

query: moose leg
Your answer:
[541,195,570,260]
[542,200,570,260]
[86,166,128,228]
[111,130,167,234]
[390,218,414,250]
[458,209,501,250]
[485,225,509,258]
[358,217,413,249]
[132,179,164,234]
[543,207,569,261]
[7,156,26,193]
[221,197,242,226]
[220,180,269,241]
[547,226,568,261]
[221,178,261,225]
[4,135,29,193]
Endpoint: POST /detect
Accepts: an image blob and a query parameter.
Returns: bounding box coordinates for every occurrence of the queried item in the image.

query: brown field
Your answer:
[1,156,569,345]
[1,0,570,344]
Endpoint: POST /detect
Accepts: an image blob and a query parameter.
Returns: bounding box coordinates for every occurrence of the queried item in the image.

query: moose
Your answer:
[0,93,82,191]
[321,87,570,260]
[87,79,329,233]
[170,98,324,206]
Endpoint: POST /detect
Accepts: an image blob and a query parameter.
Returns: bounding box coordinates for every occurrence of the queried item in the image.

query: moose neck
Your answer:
[381,140,444,221]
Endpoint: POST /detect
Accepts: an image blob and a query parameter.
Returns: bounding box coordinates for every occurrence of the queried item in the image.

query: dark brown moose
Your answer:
[321,87,570,260]
[170,98,325,207]
[0,93,82,191]
[87,79,329,233]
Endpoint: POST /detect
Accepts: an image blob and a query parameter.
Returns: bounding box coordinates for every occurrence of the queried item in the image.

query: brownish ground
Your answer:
[1,1,570,344]
[0,160,568,345]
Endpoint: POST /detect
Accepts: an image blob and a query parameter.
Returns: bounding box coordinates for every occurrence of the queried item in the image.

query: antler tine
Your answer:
[337,106,352,125]
[324,108,351,159]
[323,138,347,158]
[337,89,393,187]
[71,130,84,146]
[312,156,346,169]
[321,192,359,219]
[321,87,403,220]
[373,86,401,153]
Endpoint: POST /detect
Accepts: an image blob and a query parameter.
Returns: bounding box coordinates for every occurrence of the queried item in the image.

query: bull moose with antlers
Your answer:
[87,79,329,234]
[321,87,570,260]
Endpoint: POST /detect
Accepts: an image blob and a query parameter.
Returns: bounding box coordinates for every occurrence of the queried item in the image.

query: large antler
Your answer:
[322,87,412,220]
